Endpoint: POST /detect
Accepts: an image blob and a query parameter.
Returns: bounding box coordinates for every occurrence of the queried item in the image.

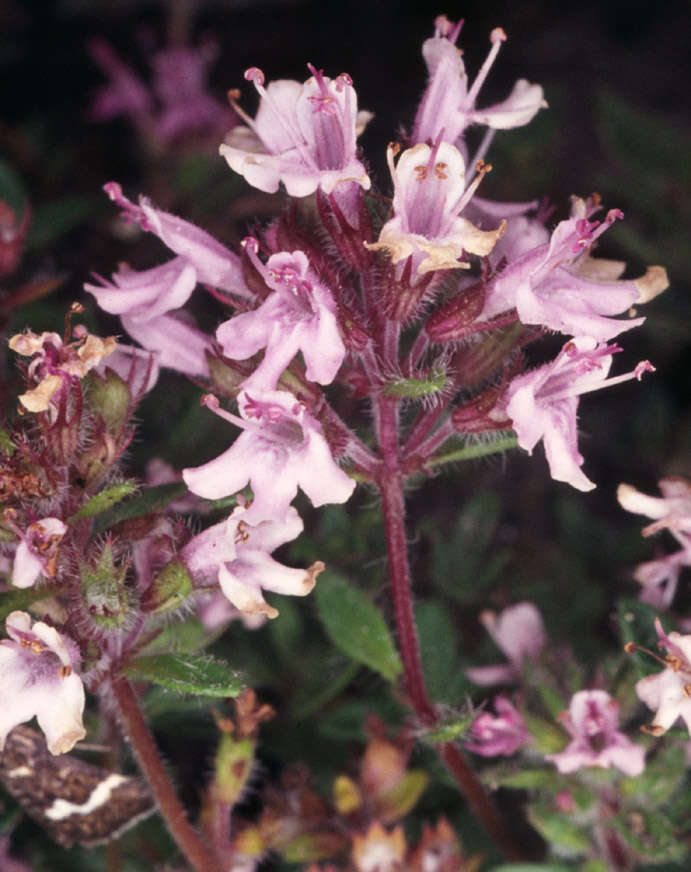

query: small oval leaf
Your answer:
[315,572,402,682]
[124,653,244,697]
[69,481,138,522]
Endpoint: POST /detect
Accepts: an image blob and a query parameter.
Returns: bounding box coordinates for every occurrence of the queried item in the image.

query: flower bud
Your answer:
[79,540,133,636]
[424,280,486,343]
[215,731,255,805]
[140,559,193,615]
[84,368,131,436]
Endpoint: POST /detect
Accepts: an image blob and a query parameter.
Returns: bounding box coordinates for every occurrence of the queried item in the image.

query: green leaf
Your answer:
[93,482,187,533]
[124,653,244,697]
[0,428,16,457]
[421,711,474,744]
[415,600,466,700]
[528,804,590,855]
[486,767,556,790]
[383,369,447,399]
[426,433,518,468]
[315,572,402,682]
[69,481,138,522]
[0,587,52,620]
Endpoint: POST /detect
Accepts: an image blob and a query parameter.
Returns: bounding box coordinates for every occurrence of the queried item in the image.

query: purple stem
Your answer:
[111,677,221,872]
[375,393,524,860]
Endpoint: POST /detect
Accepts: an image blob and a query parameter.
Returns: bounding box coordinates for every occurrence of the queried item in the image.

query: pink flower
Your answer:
[548,689,645,776]
[85,259,215,378]
[465,696,530,756]
[150,44,234,143]
[635,619,691,736]
[618,478,691,608]
[220,65,372,197]
[11,518,67,589]
[412,17,546,146]
[365,141,504,275]
[216,243,345,391]
[183,505,323,619]
[98,183,252,298]
[89,38,234,144]
[481,197,668,342]
[502,337,654,492]
[88,38,152,123]
[182,390,355,524]
[0,611,86,755]
[466,602,546,686]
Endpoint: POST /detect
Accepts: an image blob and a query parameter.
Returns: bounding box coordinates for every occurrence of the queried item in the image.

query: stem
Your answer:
[375,407,524,858]
[111,677,221,872]
[440,743,523,861]
[379,462,437,723]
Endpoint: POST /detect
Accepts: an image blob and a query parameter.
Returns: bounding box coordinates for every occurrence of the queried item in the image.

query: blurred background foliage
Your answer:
[0,0,689,869]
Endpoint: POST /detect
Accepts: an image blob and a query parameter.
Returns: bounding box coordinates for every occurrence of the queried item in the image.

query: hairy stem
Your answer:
[375,401,524,859]
[111,677,221,872]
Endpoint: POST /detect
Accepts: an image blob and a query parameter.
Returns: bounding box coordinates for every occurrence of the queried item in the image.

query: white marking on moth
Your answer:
[7,765,33,777]
[44,773,128,820]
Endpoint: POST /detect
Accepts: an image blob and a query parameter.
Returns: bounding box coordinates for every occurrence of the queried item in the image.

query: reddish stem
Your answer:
[375,394,524,859]
[111,677,221,872]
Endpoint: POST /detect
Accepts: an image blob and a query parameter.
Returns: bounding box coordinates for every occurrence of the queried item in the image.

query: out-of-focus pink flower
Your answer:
[617,478,691,607]
[0,611,85,755]
[151,44,233,142]
[635,619,691,736]
[466,602,546,686]
[220,64,372,197]
[88,38,234,145]
[217,243,345,391]
[412,16,546,146]
[501,336,654,492]
[183,505,323,619]
[11,518,67,589]
[182,390,355,525]
[548,689,645,776]
[465,696,530,756]
[365,141,504,275]
[88,38,152,123]
[481,197,668,342]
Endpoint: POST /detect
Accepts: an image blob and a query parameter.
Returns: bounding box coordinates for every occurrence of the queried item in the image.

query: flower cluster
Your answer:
[0,12,678,871]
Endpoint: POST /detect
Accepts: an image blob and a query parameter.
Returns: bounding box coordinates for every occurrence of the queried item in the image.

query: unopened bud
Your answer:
[215,732,255,805]
[140,560,193,615]
[80,540,132,636]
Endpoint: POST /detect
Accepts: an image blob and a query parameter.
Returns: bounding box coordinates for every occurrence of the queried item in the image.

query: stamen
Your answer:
[234,520,250,545]
[200,394,246,430]
[59,665,72,678]
[465,27,506,107]
[64,301,84,345]
[30,641,44,654]
[624,640,672,669]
